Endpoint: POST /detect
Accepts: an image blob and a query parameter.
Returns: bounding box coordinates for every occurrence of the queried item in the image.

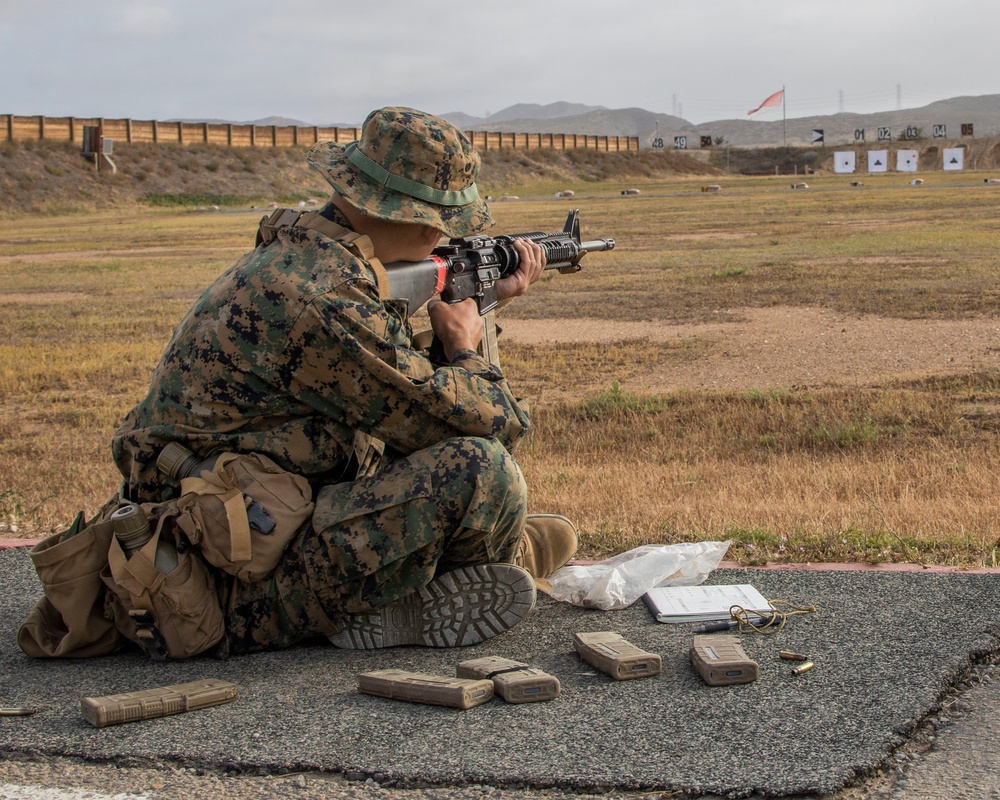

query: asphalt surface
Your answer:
[1,547,999,798]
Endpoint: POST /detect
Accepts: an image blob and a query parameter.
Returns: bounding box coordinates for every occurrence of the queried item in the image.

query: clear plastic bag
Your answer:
[539,540,732,610]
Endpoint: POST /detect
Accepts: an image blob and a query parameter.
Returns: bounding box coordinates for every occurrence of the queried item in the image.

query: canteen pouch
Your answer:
[174,452,313,583]
[17,496,126,658]
[102,510,225,661]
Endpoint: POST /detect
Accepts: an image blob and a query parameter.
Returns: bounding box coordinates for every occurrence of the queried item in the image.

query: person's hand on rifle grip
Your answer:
[428,238,546,363]
[496,237,546,301]
[428,298,483,362]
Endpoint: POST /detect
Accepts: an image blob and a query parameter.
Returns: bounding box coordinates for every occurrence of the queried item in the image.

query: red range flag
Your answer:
[748,89,784,115]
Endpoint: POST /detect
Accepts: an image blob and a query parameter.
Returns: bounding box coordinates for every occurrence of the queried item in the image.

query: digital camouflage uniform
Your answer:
[112,110,532,653]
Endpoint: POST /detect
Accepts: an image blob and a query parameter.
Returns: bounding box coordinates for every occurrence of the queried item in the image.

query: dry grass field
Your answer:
[3,169,1000,567]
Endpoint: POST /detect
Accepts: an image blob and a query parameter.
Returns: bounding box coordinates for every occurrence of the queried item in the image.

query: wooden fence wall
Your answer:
[466,130,639,152]
[1,115,640,152]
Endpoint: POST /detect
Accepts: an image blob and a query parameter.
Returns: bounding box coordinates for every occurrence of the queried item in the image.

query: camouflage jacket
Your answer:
[112,206,531,501]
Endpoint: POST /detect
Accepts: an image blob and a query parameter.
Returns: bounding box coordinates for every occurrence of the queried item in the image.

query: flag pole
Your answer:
[782,84,786,146]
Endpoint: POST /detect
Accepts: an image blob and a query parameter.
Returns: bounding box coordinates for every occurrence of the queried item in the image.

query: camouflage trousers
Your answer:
[225,436,527,653]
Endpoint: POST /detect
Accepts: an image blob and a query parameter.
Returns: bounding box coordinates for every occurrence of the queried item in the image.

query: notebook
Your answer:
[642,583,773,624]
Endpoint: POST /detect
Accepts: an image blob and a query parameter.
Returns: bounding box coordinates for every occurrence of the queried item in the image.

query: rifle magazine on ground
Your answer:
[690,635,759,686]
[357,668,494,709]
[81,678,237,728]
[573,631,662,680]
[456,656,561,703]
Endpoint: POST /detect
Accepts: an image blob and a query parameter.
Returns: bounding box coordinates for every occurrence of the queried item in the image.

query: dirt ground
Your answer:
[500,306,1000,392]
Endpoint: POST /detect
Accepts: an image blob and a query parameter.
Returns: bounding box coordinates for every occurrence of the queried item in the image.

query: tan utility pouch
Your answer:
[17,496,126,658]
[102,509,225,661]
[173,452,314,583]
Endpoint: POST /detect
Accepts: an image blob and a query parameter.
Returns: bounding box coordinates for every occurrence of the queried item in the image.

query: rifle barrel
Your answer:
[543,237,615,271]
[581,238,615,253]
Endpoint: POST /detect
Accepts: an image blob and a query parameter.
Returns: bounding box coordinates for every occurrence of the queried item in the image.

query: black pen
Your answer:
[692,615,774,634]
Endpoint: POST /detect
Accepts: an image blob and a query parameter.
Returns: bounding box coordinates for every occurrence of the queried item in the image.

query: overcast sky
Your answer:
[4,0,998,126]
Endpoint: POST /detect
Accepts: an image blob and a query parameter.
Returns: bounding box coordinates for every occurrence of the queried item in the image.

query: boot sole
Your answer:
[329,563,536,649]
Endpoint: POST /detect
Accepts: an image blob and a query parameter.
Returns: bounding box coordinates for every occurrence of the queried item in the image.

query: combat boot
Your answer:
[515,513,578,580]
[329,563,535,649]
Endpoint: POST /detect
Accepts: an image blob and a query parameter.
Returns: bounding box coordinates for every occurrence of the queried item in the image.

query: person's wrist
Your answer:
[441,337,476,362]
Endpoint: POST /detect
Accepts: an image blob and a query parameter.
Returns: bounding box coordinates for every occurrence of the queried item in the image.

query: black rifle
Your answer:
[385,210,615,316]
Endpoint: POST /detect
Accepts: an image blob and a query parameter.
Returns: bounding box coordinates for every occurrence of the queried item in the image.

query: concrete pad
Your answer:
[1,548,998,796]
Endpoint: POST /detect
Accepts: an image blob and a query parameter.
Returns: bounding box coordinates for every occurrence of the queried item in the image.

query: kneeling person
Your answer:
[111,107,577,654]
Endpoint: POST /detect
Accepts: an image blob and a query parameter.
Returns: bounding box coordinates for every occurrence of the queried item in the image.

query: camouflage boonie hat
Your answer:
[307,107,493,238]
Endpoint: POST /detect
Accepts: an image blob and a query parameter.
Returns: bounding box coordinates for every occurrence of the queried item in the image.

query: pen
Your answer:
[692,615,774,634]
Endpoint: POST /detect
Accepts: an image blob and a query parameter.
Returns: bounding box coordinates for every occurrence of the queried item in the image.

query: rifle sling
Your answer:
[480,312,500,369]
[255,208,390,299]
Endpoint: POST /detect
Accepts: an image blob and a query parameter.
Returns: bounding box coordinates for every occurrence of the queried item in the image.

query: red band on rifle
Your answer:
[430,256,448,294]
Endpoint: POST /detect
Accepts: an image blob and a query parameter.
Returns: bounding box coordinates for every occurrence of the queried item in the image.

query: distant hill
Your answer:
[442,96,1000,148]
[168,95,1000,148]
[441,102,607,129]
[167,115,359,128]
[697,95,1000,147]
[461,107,694,139]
